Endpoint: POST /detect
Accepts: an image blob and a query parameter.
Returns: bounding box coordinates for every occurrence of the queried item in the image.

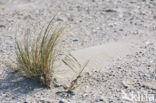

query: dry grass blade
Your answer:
[62,54,90,91]
[15,18,65,88]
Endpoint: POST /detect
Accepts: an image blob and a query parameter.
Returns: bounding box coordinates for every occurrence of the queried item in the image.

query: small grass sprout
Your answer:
[62,54,90,92]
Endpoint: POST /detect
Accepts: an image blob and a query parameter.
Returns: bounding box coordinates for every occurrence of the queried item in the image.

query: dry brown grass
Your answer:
[62,54,89,92]
[15,18,64,88]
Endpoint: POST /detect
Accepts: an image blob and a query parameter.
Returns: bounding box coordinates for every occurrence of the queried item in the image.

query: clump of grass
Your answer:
[15,18,64,88]
[62,54,89,92]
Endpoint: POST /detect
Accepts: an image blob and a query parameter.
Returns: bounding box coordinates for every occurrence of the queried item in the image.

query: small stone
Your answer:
[54,83,62,87]
[119,29,123,31]
[153,16,156,20]
[57,18,63,21]
[39,99,51,103]
[95,96,105,102]
[145,41,153,46]
[82,93,88,97]
[121,80,133,89]
[59,99,67,103]
[79,20,82,22]
[73,39,78,42]
[86,72,92,76]
[105,9,117,12]
[40,100,45,103]
[0,25,5,28]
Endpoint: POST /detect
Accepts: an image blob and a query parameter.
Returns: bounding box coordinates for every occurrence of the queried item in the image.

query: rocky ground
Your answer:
[0,0,156,103]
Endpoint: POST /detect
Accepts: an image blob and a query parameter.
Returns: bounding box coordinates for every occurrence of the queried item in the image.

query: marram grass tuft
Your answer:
[15,18,65,88]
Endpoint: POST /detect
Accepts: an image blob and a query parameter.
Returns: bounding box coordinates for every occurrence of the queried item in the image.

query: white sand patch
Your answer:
[54,35,144,85]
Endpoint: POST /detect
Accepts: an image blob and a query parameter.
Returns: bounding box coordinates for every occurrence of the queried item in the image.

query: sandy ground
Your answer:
[0,0,156,103]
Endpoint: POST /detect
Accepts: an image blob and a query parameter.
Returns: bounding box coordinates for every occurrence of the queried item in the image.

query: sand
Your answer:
[0,0,156,103]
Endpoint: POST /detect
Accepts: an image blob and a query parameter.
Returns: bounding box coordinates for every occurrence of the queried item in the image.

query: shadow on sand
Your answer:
[0,70,43,100]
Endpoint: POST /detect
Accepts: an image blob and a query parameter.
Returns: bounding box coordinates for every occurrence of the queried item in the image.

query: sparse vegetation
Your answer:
[62,54,89,92]
[15,18,64,88]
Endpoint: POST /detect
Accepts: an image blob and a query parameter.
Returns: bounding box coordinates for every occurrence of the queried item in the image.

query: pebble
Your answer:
[95,96,105,102]
[59,99,68,103]
[0,25,5,28]
[72,39,79,42]
[54,83,62,87]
